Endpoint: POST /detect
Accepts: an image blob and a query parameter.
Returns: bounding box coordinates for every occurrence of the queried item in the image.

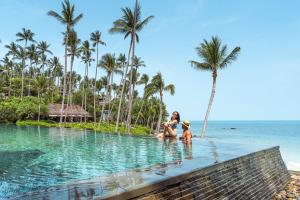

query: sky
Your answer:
[0,0,299,120]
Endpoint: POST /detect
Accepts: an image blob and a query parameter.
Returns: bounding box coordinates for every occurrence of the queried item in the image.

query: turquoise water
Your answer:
[189,121,300,171]
[0,121,299,198]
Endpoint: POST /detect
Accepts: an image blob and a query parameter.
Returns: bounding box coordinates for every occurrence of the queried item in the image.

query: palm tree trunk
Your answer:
[60,43,68,123]
[126,35,136,133]
[156,91,163,133]
[84,63,89,123]
[134,100,145,127]
[81,65,87,123]
[98,74,110,126]
[21,60,24,99]
[66,55,75,122]
[38,91,40,122]
[200,70,217,138]
[93,44,99,123]
[8,71,12,97]
[115,40,133,132]
[28,60,33,96]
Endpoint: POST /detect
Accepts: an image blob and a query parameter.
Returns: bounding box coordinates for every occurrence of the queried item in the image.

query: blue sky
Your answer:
[0,0,299,120]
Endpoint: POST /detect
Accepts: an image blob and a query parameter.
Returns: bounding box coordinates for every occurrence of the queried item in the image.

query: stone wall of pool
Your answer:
[103,146,290,200]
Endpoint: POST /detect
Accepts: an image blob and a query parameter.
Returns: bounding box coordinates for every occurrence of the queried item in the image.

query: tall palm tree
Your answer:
[48,56,62,102]
[34,76,48,122]
[80,40,94,122]
[48,0,83,123]
[190,36,241,137]
[109,0,154,132]
[98,53,121,124]
[90,30,106,123]
[15,46,27,98]
[26,44,38,95]
[146,72,175,133]
[37,41,53,73]
[66,30,81,121]
[114,53,127,132]
[134,73,149,127]
[16,28,35,98]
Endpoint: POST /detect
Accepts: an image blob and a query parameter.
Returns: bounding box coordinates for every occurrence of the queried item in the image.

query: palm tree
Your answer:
[66,30,81,121]
[90,30,106,123]
[80,40,94,122]
[146,72,175,133]
[5,42,18,59]
[16,28,35,47]
[0,57,13,96]
[26,44,38,95]
[114,53,127,132]
[98,53,121,124]
[190,36,241,137]
[15,46,27,98]
[134,73,149,127]
[48,0,83,123]
[109,0,154,132]
[48,56,62,102]
[34,76,48,122]
[37,41,53,73]
[16,28,35,98]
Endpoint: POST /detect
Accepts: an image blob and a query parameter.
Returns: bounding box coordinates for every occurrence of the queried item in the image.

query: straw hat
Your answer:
[182,120,190,128]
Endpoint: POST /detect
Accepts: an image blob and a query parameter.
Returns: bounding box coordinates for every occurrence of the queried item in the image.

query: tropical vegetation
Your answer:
[0,0,170,135]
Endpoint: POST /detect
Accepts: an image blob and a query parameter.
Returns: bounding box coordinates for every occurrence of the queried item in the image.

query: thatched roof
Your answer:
[48,104,92,118]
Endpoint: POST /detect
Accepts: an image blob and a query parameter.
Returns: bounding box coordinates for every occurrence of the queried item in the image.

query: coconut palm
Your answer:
[190,36,241,137]
[66,30,81,121]
[98,53,121,124]
[5,42,18,59]
[134,73,149,127]
[34,76,48,122]
[37,41,53,56]
[48,0,83,123]
[37,41,53,73]
[26,44,38,95]
[80,40,94,122]
[15,46,27,98]
[90,30,106,123]
[16,28,36,47]
[48,56,62,102]
[146,72,175,133]
[114,53,127,132]
[109,0,153,132]
[0,57,13,96]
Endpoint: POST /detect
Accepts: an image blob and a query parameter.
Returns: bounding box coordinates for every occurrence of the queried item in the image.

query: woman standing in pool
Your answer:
[156,111,180,138]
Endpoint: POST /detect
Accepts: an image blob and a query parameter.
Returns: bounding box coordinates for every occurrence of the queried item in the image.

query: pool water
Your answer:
[0,124,270,198]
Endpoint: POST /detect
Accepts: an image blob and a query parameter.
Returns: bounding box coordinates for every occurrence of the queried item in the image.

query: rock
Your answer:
[287,193,296,198]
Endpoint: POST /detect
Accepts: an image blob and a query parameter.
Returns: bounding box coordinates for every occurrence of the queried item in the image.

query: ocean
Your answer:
[186,120,300,171]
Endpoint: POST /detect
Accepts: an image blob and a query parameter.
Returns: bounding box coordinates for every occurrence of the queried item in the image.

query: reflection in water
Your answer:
[208,139,220,163]
[183,142,193,160]
[0,125,258,199]
[0,125,184,198]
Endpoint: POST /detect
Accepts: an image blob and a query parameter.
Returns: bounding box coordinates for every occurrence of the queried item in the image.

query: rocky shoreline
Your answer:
[272,172,300,200]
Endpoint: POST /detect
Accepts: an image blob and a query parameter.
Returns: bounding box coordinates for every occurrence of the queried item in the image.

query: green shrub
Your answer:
[0,97,48,122]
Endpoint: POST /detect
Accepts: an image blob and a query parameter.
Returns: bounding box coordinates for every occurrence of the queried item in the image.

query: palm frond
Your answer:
[220,47,241,68]
[190,60,211,71]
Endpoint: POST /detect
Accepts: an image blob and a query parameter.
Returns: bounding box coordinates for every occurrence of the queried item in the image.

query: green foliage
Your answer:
[0,97,48,122]
[16,120,151,136]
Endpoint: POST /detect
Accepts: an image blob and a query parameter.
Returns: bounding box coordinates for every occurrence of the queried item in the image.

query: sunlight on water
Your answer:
[0,123,293,198]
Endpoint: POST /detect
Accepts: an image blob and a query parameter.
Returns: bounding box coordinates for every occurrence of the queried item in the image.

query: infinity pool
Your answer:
[0,125,266,199]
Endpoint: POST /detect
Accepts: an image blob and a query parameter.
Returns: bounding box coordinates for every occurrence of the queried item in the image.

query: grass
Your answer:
[16,120,151,136]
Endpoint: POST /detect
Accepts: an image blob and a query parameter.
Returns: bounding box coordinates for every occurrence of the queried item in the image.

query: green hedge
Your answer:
[0,97,47,122]
[16,120,151,136]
